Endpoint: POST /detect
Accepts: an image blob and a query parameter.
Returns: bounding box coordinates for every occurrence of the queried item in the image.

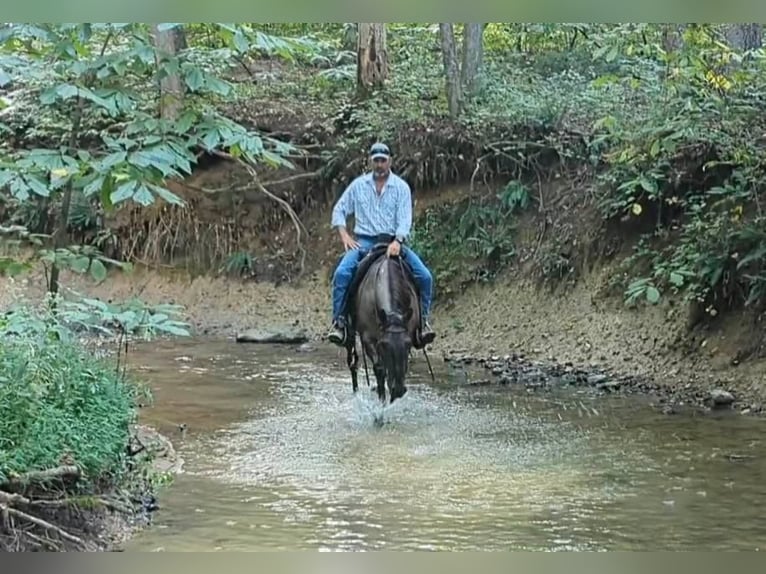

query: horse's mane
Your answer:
[385,255,413,316]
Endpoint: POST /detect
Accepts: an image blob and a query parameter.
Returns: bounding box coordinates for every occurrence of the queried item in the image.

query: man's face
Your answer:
[371,155,390,178]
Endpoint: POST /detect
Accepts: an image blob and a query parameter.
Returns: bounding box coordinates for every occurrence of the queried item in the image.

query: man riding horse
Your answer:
[326,142,436,349]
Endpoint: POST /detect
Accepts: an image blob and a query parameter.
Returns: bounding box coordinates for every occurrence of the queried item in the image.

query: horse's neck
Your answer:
[376,258,409,317]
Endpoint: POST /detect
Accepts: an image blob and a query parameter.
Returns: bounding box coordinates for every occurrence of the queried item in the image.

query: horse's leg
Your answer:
[346,334,359,393]
[374,360,386,404]
[362,337,386,403]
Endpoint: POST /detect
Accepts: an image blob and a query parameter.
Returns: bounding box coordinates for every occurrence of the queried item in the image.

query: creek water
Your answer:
[122,338,766,551]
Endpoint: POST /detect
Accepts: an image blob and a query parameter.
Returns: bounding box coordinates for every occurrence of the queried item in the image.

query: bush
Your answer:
[0,305,146,486]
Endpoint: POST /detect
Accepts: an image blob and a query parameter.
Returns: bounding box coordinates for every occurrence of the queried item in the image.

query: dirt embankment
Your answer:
[3,108,765,417]
[4,169,764,418]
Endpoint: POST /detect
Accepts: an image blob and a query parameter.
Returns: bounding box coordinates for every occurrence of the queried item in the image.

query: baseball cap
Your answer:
[369,142,390,159]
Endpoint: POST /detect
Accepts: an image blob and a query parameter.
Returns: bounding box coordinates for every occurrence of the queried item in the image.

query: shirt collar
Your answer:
[365,172,393,186]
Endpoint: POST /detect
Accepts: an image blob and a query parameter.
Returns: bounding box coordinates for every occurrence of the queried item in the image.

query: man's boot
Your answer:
[415,318,435,349]
[327,319,346,346]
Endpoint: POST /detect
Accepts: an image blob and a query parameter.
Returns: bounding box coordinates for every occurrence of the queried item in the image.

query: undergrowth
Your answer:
[5,23,766,325]
[0,304,147,485]
[410,181,530,299]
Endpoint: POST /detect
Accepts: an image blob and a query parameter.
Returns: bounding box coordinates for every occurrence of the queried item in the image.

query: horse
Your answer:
[340,240,422,405]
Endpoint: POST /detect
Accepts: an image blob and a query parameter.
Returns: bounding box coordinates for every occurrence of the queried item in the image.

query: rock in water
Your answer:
[709,388,735,408]
[235,326,309,344]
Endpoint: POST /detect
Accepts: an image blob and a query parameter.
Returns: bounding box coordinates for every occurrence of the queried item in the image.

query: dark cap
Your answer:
[369,142,390,159]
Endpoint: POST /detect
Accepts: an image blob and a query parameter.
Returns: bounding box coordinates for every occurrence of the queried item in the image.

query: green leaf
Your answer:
[89,258,107,282]
[645,286,661,304]
[25,176,50,197]
[649,139,661,157]
[110,180,136,203]
[669,272,684,287]
[133,184,155,206]
[55,83,79,100]
[100,151,127,170]
[233,29,249,53]
[184,68,205,92]
[174,111,196,134]
[639,177,657,194]
[83,175,104,197]
[71,255,90,273]
[150,184,185,206]
[201,128,220,151]
[204,75,232,96]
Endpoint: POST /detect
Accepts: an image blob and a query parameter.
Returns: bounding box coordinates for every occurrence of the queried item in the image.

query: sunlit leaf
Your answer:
[184,67,205,91]
[110,181,136,203]
[89,258,107,282]
[645,286,660,304]
[133,184,155,206]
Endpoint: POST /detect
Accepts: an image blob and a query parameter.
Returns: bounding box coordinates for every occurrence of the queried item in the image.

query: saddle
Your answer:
[339,237,420,335]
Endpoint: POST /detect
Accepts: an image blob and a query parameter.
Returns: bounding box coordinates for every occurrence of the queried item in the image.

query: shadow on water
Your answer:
[123,337,766,551]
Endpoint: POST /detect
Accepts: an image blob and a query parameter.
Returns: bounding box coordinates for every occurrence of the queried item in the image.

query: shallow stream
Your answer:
[123,338,766,551]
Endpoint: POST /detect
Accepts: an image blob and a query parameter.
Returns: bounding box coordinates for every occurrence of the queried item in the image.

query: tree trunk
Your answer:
[723,23,762,51]
[461,23,484,97]
[439,23,462,118]
[356,23,388,97]
[150,24,185,121]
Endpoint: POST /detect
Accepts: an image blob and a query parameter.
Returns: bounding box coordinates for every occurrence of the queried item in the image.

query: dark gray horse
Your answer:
[342,243,421,404]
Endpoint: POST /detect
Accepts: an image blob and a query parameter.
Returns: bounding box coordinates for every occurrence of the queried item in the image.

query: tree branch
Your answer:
[0,465,81,491]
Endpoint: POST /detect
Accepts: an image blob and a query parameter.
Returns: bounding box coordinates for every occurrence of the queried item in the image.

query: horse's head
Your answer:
[377,307,413,399]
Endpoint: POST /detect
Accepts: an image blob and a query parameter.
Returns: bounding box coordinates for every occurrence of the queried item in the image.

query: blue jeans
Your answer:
[332,236,433,324]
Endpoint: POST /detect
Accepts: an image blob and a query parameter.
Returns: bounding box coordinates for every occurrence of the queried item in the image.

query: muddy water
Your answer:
[123,338,766,551]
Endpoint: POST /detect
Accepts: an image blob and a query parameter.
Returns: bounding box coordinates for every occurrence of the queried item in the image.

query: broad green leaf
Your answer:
[10,179,29,201]
[174,111,196,134]
[83,175,104,197]
[150,184,185,205]
[233,30,249,53]
[201,128,220,151]
[110,180,137,203]
[0,169,14,188]
[645,286,661,304]
[55,83,79,100]
[133,184,155,206]
[100,151,127,170]
[184,67,205,91]
[71,255,90,273]
[89,258,107,282]
[639,177,656,193]
[205,75,231,96]
[25,176,50,197]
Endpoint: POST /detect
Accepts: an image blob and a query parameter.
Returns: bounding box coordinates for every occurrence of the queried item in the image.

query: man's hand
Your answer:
[339,228,359,251]
[387,239,401,258]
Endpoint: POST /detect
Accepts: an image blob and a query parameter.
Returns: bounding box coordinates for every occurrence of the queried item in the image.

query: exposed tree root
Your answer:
[0,503,85,548]
[209,150,309,277]
[0,486,140,551]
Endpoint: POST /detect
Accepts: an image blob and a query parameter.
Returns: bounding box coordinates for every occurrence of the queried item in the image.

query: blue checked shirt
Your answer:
[331,171,412,241]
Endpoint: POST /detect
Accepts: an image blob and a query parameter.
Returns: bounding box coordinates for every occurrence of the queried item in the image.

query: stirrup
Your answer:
[328,323,346,345]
